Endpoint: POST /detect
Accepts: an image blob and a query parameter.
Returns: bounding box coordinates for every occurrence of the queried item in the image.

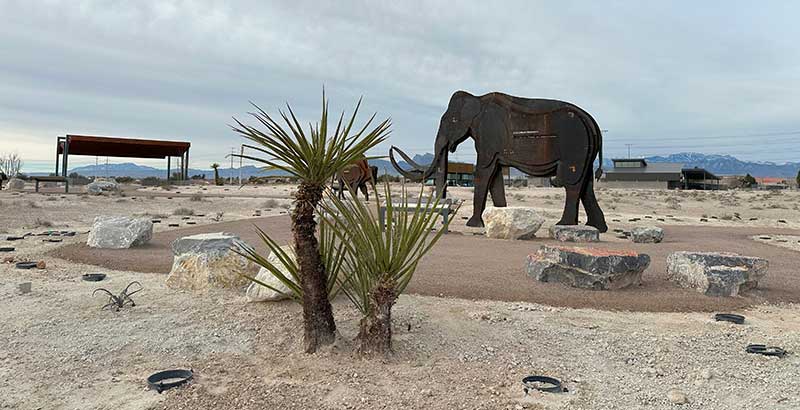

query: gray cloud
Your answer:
[2,0,799,172]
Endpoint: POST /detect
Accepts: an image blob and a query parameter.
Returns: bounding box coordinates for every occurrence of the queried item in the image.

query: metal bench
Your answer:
[33,176,69,193]
[378,198,454,234]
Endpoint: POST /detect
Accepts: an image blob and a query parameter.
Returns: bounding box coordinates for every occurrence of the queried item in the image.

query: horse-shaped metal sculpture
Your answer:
[336,159,378,201]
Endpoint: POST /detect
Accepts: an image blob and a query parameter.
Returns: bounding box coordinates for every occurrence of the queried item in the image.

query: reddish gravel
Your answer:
[52,215,800,312]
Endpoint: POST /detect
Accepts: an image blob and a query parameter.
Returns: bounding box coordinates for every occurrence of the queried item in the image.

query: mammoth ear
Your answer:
[460,95,481,121]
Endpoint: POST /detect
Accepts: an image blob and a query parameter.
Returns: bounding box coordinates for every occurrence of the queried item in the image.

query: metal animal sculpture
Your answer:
[336,159,378,201]
[390,91,607,232]
[93,281,142,311]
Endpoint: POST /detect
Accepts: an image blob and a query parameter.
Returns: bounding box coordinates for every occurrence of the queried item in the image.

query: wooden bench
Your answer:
[33,176,69,193]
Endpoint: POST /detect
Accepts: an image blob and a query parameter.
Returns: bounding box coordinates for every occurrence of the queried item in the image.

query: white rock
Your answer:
[549,225,600,242]
[667,389,688,405]
[631,226,664,243]
[4,178,25,191]
[482,207,545,240]
[165,232,255,291]
[246,245,297,302]
[86,180,119,195]
[666,251,768,297]
[86,216,153,249]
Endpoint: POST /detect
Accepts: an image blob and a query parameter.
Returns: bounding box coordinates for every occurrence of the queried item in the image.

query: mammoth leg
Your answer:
[557,184,581,226]
[489,168,507,207]
[467,167,494,227]
[338,178,345,199]
[580,176,608,233]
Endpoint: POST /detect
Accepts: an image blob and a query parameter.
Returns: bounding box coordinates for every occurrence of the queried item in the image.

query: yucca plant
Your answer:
[230,92,390,353]
[234,216,346,302]
[320,182,457,355]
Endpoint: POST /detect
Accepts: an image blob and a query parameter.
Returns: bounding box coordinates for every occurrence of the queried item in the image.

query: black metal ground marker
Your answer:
[15,262,38,269]
[0,247,14,252]
[714,313,745,324]
[746,344,787,358]
[82,273,106,282]
[522,376,566,394]
[147,369,193,393]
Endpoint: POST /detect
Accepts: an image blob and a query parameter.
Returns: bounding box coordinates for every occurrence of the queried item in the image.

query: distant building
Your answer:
[755,177,790,190]
[681,167,721,190]
[601,158,684,189]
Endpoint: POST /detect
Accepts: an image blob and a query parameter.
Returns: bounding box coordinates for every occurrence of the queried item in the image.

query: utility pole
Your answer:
[230,147,235,184]
[625,144,633,159]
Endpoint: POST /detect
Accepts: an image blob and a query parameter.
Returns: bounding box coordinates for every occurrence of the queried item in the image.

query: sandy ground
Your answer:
[1,183,799,410]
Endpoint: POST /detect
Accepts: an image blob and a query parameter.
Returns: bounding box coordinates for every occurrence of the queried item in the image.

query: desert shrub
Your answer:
[665,196,681,210]
[140,177,164,186]
[189,194,204,202]
[115,176,135,184]
[45,196,57,202]
[27,200,40,209]
[262,199,279,208]
[67,172,92,185]
[172,207,195,216]
[513,193,525,201]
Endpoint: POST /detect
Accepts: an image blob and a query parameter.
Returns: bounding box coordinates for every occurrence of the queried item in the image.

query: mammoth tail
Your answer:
[595,132,603,181]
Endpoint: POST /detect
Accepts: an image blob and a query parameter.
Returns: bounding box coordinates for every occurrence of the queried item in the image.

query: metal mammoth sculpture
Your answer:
[390,91,607,233]
[336,159,378,201]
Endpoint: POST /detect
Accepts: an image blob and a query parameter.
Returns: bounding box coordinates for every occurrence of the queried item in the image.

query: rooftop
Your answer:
[59,135,190,159]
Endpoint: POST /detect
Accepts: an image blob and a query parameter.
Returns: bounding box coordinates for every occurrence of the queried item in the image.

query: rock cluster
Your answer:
[482,207,544,240]
[165,232,255,291]
[666,251,768,297]
[526,245,651,290]
[246,245,297,302]
[86,216,153,249]
[549,225,600,242]
[631,226,664,243]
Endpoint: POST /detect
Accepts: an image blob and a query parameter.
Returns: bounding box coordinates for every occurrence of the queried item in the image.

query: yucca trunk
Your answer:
[293,182,336,352]
[213,168,221,185]
[357,280,397,356]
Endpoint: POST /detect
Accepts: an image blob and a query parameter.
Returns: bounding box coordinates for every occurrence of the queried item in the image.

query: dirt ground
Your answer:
[1,182,799,410]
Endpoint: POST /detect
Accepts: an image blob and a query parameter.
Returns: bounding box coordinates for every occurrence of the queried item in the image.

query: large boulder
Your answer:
[549,225,600,242]
[4,178,25,191]
[666,252,768,297]
[631,226,664,243]
[246,245,297,302]
[86,216,153,249]
[482,207,545,240]
[86,179,119,195]
[527,245,651,290]
[165,232,255,291]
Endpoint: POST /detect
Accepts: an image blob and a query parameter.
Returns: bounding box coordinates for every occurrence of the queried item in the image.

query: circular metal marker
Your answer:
[82,273,107,282]
[522,376,565,394]
[147,369,193,393]
[714,313,745,324]
[746,344,786,358]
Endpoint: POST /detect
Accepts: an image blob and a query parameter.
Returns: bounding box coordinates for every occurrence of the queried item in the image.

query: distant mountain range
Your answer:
[31,152,798,179]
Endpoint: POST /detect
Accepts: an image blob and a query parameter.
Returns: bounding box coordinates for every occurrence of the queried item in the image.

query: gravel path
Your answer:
[52,215,800,312]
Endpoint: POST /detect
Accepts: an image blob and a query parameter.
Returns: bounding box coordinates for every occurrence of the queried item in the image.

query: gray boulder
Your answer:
[483,207,545,240]
[4,178,25,191]
[86,216,153,249]
[86,180,119,195]
[549,225,600,242]
[666,252,768,297]
[631,226,664,243]
[165,232,255,291]
[246,245,297,302]
[527,245,650,290]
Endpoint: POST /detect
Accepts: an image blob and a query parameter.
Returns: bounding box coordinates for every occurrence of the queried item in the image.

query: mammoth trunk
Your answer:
[356,280,397,356]
[434,150,448,199]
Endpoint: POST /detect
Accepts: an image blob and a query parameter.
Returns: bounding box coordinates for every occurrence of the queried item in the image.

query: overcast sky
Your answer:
[2,1,800,172]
